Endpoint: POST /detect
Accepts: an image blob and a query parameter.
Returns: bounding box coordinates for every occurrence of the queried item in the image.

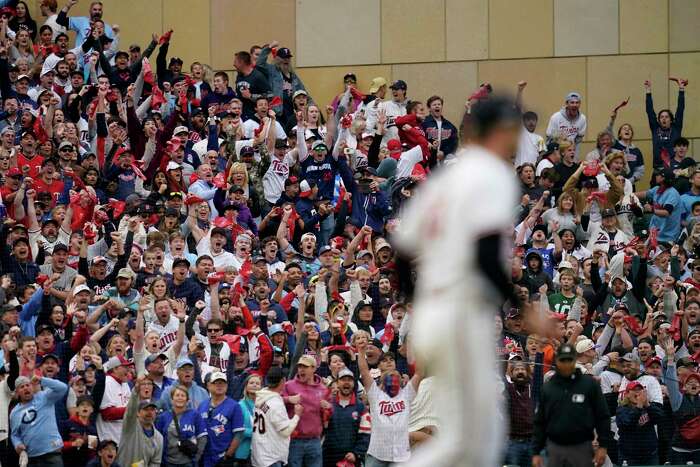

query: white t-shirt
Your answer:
[618,375,663,404]
[263,152,296,204]
[210,249,237,270]
[515,128,545,167]
[251,390,298,467]
[242,118,287,140]
[395,146,423,179]
[366,381,416,462]
[97,375,131,443]
[536,158,554,177]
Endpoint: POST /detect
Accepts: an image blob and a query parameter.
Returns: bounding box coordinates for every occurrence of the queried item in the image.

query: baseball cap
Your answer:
[268,324,285,336]
[387,139,402,153]
[318,245,333,255]
[73,284,92,295]
[311,140,328,152]
[229,184,245,194]
[58,140,75,151]
[206,371,227,383]
[117,268,135,280]
[556,344,576,361]
[240,145,255,157]
[40,353,60,364]
[166,160,183,171]
[622,353,641,364]
[52,243,68,253]
[601,208,617,218]
[138,400,158,410]
[173,126,189,135]
[6,167,22,178]
[115,50,129,60]
[374,238,392,252]
[292,89,308,99]
[369,77,387,94]
[575,339,597,354]
[389,80,407,91]
[625,380,644,393]
[169,56,183,65]
[356,249,373,260]
[145,353,168,366]
[565,91,582,102]
[36,324,54,335]
[276,47,293,59]
[297,355,317,367]
[15,74,30,82]
[275,139,289,149]
[176,357,194,369]
[337,368,354,380]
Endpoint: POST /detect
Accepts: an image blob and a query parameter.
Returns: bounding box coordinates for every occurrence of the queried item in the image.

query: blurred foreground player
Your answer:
[396,96,523,467]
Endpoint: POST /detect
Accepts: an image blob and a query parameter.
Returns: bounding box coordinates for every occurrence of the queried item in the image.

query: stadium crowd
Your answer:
[0,0,697,467]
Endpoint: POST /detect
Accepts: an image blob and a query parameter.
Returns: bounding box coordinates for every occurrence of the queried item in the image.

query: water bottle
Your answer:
[621,462,628,467]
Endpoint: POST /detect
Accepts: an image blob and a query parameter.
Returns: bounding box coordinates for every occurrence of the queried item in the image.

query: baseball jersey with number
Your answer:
[366,381,416,462]
[251,389,300,467]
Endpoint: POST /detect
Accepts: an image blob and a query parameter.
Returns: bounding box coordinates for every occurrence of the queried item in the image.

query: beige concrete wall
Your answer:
[31,0,700,184]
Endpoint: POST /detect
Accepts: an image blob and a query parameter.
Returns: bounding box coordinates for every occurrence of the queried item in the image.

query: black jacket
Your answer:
[533,369,612,451]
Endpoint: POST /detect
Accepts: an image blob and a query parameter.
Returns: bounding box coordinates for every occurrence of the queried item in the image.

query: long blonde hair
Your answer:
[228,162,249,188]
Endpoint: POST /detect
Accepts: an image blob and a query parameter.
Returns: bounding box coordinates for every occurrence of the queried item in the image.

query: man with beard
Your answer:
[619,353,664,408]
[322,368,370,467]
[0,97,21,135]
[546,92,587,156]
[57,0,114,47]
[503,354,544,467]
[40,34,71,82]
[39,243,77,305]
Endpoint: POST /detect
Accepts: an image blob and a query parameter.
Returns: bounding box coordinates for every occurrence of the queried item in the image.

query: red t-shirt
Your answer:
[0,186,18,220]
[16,153,45,179]
[33,178,65,206]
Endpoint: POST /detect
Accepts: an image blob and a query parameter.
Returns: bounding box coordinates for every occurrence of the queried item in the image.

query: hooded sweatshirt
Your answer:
[252,388,300,467]
[546,108,587,155]
[282,373,332,439]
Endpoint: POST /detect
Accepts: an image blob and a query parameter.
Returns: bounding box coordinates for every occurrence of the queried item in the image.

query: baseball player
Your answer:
[396,96,523,467]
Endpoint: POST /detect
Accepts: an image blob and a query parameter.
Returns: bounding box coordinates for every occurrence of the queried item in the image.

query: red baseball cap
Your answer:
[6,167,21,178]
[387,139,402,153]
[625,380,644,392]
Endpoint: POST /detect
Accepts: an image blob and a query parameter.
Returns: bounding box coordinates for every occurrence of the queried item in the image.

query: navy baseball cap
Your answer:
[276,47,293,59]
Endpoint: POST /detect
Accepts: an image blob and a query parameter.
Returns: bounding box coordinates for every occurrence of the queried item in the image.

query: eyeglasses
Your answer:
[0,158,9,161]
[59,147,74,152]
[207,328,222,333]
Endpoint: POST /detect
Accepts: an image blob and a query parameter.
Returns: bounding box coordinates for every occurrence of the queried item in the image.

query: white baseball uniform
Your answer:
[395,145,518,467]
[251,388,300,467]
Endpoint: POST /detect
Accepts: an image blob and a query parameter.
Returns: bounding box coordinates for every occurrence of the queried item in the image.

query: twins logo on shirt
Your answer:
[378,400,405,417]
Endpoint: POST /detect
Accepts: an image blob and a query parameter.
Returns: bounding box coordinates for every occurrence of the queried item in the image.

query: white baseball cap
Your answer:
[173,126,189,135]
[73,284,92,295]
[575,338,597,354]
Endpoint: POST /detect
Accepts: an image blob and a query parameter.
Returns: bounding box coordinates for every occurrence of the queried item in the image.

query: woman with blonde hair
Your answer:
[10,28,36,65]
[541,191,578,232]
[228,161,250,197]
[616,382,663,465]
